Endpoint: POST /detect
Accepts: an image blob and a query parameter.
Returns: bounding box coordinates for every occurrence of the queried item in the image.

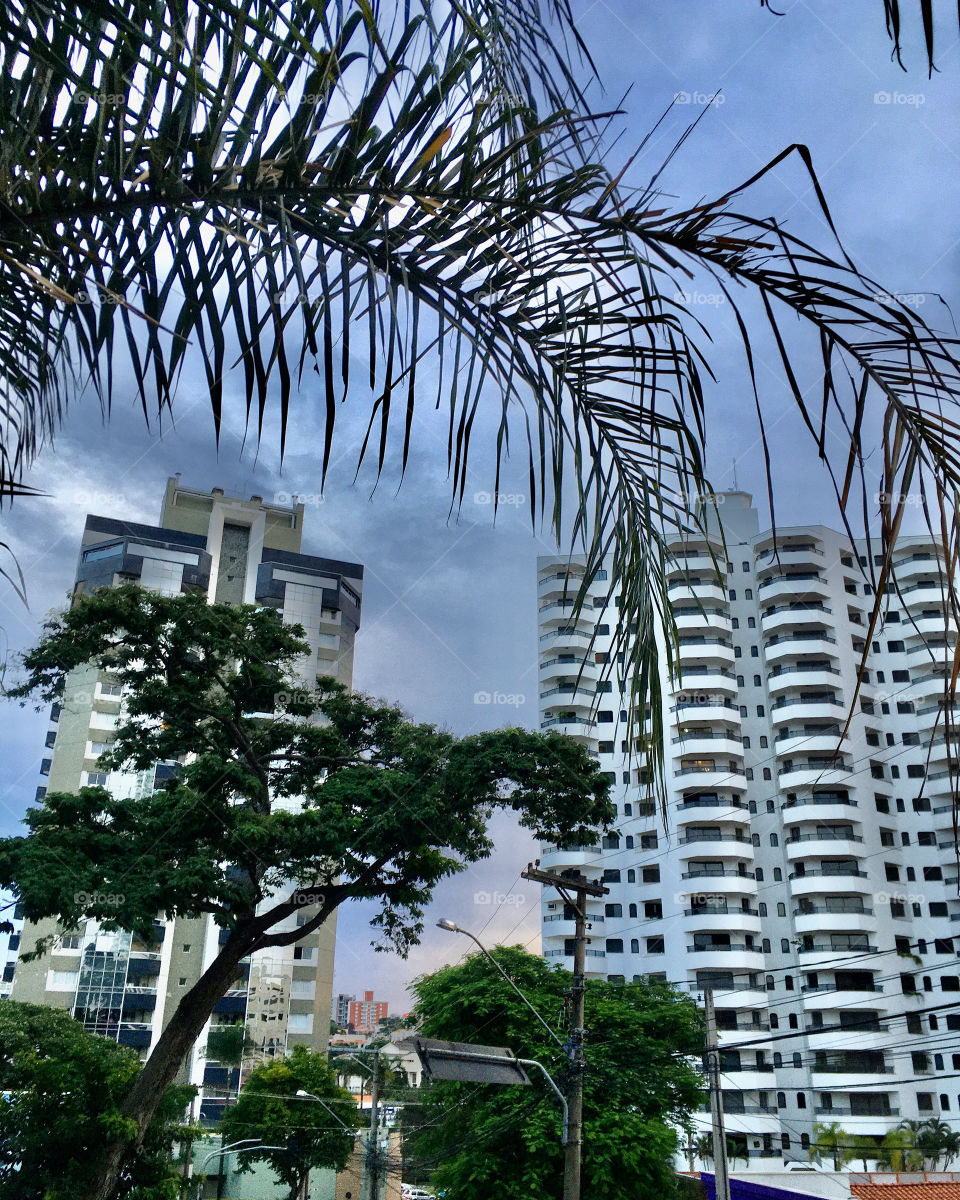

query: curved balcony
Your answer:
[676,636,735,666]
[666,550,724,575]
[781,798,858,826]
[777,760,853,790]
[683,910,762,934]
[760,603,833,635]
[901,579,949,609]
[539,716,597,742]
[675,667,738,695]
[925,768,958,799]
[537,571,587,601]
[793,909,876,935]
[801,983,888,1011]
[774,730,845,757]
[676,795,749,822]
[539,683,596,708]
[539,844,602,872]
[537,600,595,626]
[670,697,740,725]
[892,551,942,582]
[789,871,872,899]
[667,579,727,605]
[764,632,838,663]
[770,694,844,725]
[538,655,598,684]
[679,876,758,902]
[539,627,596,650]
[685,944,764,970]
[757,574,829,604]
[755,541,825,570]
[673,765,747,790]
[785,831,864,861]
[673,608,732,634]
[677,830,754,858]
[905,613,955,640]
[672,729,744,758]
[767,665,842,695]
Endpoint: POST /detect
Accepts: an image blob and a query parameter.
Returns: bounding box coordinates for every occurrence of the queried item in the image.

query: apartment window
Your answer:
[729,589,737,600]
[919,831,935,844]
[739,705,748,717]
[884,862,900,880]
[762,938,771,953]
[907,764,925,778]
[760,735,768,748]
[931,903,949,917]
[769,833,778,846]
[773,866,781,879]
[781,939,790,953]
[871,762,886,780]
[880,830,895,847]
[598,741,614,754]
[625,835,634,849]
[756,705,765,716]
[605,903,623,918]
[86,772,108,786]
[754,675,761,687]
[732,617,740,629]
[734,646,742,658]
[891,900,906,917]
[646,937,665,954]
[942,977,960,991]
[640,833,658,849]
[630,939,640,954]
[626,869,635,883]
[777,903,786,917]
[745,588,753,599]
[596,624,610,636]
[936,939,954,954]
[742,561,750,572]
[748,616,756,628]
[596,681,613,694]
[758,903,768,916]
[623,803,632,816]
[742,735,751,749]
[797,1093,807,1109]
[888,640,905,652]
[750,645,758,658]
[642,866,660,883]
[875,796,890,813]
[606,939,624,954]
[891,765,901,779]
[745,769,754,781]
[603,869,621,883]
[902,832,911,846]
[737,674,745,687]
[893,670,910,683]
[644,901,662,919]
[774,1053,783,1068]
[897,701,914,714]
[755,868,764,881]
[917,1093,934,1112]
[903,732,920,745]
[598,710,613,723]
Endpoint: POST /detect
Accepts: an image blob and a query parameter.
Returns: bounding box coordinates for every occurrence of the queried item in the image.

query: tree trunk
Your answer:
[78,937,252,1200]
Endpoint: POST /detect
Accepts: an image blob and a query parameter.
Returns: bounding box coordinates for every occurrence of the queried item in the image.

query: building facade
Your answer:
[347,989,389,1035]
[537,491,960,1166]
[9,478,363,1121]
[332,991,355,1028]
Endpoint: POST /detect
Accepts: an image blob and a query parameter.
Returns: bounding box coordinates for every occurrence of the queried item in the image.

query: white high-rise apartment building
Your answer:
[10,478,363,1123]
[537,491,960,1167]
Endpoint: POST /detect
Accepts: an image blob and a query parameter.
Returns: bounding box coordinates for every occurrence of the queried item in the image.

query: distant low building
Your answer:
[348,989,389,1034]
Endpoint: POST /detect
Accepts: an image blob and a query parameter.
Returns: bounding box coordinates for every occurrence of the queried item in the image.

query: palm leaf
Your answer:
[2,1,960,812]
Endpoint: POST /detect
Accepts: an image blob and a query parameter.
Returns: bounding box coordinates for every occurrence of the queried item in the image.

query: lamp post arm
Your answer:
[518,1058,569,1146]
[454,927,567,1053]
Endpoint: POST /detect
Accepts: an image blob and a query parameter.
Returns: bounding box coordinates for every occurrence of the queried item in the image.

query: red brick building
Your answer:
[347,989,388,1034]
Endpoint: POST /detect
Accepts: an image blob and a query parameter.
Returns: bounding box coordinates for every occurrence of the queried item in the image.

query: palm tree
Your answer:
[810,1122,850,1171]
[881,1125,924,1172]
[916,1119,960,1170]
[848,1134,881,1172]
[5,2,960,1195]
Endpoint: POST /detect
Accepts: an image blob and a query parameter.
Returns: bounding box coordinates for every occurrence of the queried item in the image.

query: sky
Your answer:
[1,1,959,1011]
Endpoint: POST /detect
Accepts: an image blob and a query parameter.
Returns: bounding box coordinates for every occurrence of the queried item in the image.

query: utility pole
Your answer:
[367,1049,381,1200]
[522,861,608,1200]
[703,989,731,1200]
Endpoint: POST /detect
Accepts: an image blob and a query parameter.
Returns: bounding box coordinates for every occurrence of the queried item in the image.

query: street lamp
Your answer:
[194,1141,287,1199]
[435,918,567,1052]
[295,1089,360,1135]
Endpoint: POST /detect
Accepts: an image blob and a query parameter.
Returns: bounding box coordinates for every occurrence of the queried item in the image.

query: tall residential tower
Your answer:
[537,491,959,1167]
[10,478,363,1121]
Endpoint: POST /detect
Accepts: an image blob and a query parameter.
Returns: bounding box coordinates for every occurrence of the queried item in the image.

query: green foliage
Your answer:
[408,945,705,1199]
[217,1046,358,1200]
[809,1122,852,1170]
[3,585,613,957]
[204,1023,249,1068]
[0,1001,194,1199]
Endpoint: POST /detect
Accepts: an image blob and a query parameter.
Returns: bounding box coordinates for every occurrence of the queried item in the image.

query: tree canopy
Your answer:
[1,584,612,1198]
[408,945,705,1199]
[217,1045,358,1200]
[0,1001,196,1200]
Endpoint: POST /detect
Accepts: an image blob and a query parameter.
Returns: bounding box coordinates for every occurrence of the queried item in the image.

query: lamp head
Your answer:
[436,918,458,932]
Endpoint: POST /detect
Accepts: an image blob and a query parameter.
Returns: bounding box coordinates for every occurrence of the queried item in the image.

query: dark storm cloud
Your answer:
[2,1,958,1006]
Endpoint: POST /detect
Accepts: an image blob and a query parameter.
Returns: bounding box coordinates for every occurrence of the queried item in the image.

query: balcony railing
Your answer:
[801,983,883,994]
[786,832,864,843]
[672,731,743,743]
[682,868,755,879]
[758,573,823,590]
[688,943,762,953]
[789,868,868,878]
[679,832,750,844]
[799,943,878,954]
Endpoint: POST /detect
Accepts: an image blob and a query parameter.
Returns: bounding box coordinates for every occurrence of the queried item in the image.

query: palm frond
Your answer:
[2,1,960,812]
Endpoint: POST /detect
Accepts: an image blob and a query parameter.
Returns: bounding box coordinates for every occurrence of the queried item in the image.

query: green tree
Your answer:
[809,1122,851,1171]
[848,1134,882,1172]
[1,584,612,1199]
[3,0,960,748]
[409,945,704,1199]
[0,1001,196,1199]
[880,1126,923,1171]
[914,1119,960,1170]
[217,1045,357,1200]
